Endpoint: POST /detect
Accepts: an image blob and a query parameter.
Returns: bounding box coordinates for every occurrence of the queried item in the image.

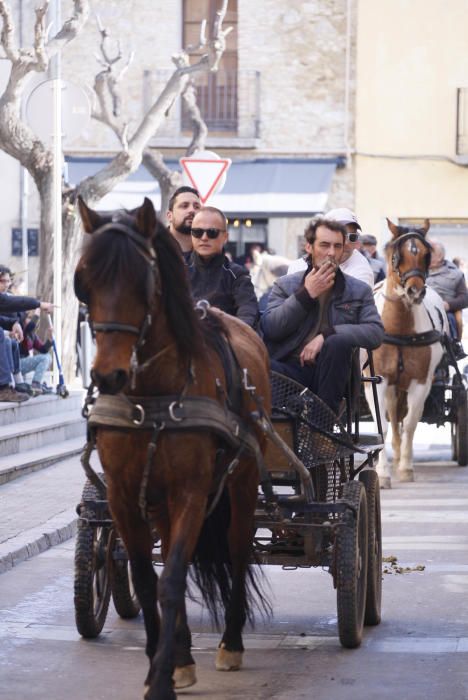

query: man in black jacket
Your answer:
[187,206,259,328]
[167,186,201,261]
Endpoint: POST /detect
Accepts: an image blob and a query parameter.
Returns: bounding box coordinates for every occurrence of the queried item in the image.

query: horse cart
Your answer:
[74,351,384,651]
[421,337,468,466]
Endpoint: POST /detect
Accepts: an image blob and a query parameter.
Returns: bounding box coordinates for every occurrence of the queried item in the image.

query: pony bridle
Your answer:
[391,231,432,287]
[86,221,160,389]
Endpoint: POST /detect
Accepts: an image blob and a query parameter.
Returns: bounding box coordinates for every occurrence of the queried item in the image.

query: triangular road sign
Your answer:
[180,157,230,203]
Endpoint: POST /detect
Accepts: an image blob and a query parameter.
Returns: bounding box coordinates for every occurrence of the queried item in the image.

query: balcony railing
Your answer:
[143,69,260,140]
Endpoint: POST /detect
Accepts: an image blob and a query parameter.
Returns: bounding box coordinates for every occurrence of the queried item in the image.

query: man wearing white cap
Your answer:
[288,208,374,289]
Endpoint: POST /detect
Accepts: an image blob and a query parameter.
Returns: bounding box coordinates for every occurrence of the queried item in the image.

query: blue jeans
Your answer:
[271,334,354,415]
[0,331,12,385]
[20,353,51,384]
[4,336,20,374]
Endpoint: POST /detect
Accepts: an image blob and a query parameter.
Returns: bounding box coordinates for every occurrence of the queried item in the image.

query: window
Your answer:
[182,0,238,132]
[11,228,39,256]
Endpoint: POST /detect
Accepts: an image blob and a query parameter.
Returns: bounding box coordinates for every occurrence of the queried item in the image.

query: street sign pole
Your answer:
[52,0,62,385]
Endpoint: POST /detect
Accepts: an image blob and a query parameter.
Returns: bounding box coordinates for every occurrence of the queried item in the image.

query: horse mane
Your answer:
[79,209,227,360]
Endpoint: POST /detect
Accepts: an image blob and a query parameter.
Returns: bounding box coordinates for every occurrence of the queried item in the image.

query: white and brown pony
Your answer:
[250,248,293,300]
[365,219,448,488]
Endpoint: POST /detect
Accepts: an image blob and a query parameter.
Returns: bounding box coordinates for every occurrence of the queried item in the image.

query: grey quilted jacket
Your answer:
[261,268,384,361]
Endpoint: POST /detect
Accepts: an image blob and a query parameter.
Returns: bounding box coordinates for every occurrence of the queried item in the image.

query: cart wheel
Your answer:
[358,470,382,626]
[74,480,112,638]
[111,537,141,619]
[335,480,368,649]
[455,388,468,467]
[451,422,458,462]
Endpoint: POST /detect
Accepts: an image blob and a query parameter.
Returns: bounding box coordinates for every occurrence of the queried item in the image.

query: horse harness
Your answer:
[390,230,432,287]
[77,218,275,524]
[383,230,443,380]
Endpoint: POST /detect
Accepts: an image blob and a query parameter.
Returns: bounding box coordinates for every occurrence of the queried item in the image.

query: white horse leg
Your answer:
[366,379,392,489]
[397,381,430,482]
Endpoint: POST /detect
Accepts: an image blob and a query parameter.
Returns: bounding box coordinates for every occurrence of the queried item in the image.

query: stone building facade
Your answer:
[1,0,357,289]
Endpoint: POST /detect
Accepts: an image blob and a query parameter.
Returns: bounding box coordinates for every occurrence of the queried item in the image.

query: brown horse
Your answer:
[365,218,448,487]
[75,197,271,700]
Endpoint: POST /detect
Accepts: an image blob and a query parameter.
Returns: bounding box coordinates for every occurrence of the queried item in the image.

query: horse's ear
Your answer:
[421,218,430,236]
[78,196,103,234]
[135,197,157,239]
[386,217,400,239]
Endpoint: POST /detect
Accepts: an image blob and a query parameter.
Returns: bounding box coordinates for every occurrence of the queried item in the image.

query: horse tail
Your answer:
[189,487,271,628]
[396,389,408,423]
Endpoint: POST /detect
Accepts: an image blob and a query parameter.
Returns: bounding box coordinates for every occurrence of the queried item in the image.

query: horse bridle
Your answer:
[76,220,160,387]
[391,231,432,287]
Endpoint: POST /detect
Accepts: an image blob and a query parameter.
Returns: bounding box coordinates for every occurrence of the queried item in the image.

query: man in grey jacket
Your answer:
[262,218,384,415]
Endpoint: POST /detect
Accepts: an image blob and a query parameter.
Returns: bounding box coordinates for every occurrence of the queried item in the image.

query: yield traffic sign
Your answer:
[180,151,231,204]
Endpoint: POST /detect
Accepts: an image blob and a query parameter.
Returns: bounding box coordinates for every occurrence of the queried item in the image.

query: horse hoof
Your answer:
[173,664,197,689]
[398,469,414,482]
[379,476,392,489]
[215,645,243,671]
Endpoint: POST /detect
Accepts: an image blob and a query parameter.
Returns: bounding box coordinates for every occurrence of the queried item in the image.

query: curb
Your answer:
[0,508,77,574]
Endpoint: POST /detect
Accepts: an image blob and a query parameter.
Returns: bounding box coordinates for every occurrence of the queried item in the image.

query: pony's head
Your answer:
[75,197,204,395]
[386,218,432,305]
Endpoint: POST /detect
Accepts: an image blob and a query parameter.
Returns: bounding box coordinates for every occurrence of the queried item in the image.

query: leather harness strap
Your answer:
[382,329,443,347]
[86,393,263,462]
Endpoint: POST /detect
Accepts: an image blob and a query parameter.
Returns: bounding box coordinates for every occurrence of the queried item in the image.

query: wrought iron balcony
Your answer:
[143,69,260,141]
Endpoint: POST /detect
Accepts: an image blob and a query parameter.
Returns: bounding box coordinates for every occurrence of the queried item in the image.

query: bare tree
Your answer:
[0,0,230,380]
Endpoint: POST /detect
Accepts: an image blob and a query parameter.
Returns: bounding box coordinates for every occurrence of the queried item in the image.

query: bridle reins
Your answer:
[390,231,432,288]
[85,220,161,387]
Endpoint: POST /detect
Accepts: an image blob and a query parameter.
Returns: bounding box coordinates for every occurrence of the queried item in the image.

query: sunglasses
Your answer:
[347,233,359,242]
[191,228,224,239]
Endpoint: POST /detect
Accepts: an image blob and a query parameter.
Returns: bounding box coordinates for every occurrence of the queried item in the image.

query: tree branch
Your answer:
[182,80,208,156]
[33,4,49,70]
[0,1,19,62]
[46,0,89,59]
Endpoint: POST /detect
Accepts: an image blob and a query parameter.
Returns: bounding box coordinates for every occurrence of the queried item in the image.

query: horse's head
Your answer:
[75,197,162,394]
[386,218,432,305]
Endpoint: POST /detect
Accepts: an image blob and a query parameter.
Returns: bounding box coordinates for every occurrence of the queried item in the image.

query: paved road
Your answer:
[1,424,468,700]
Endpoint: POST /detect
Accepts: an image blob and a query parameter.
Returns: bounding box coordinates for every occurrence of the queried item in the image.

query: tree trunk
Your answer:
[35,168,54,303]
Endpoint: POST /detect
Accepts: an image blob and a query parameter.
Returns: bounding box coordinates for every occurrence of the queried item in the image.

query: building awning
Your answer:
[65,157,342,217]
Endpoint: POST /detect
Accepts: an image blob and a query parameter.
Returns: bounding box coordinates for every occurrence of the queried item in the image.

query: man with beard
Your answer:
[262,218,383,415]
[166,186,201,260]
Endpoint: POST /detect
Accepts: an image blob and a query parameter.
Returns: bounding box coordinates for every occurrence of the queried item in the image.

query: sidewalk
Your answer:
[0,452,89,573]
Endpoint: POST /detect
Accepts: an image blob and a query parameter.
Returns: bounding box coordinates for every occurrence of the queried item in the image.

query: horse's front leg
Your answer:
[173,600,196,689]
[216,461,260,672]
[145,499,206,700]
[398,381,429,482]
[368,380,393,489]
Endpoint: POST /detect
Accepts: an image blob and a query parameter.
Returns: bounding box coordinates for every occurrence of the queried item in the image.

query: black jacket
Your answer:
[0,293,41,330]
[187,252,259,328]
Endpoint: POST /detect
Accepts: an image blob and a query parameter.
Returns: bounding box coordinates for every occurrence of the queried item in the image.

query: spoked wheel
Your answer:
[335,480,368,649]
[111,535,141,619]
[358,470,382,626]
[74,480,112,638]
[453,383,468,467]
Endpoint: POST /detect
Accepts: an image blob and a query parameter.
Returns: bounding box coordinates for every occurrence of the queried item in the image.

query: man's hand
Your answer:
[300,334,324,366]
[303,261,336,299]
[40,301,54,313]
[11,321,23,342]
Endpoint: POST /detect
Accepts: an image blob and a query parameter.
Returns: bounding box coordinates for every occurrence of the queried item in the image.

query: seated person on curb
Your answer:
[262,218,384,417]
[187,206,259,328]
[0,265,53,395]
[19,313,53,394]
[427,239,468,358]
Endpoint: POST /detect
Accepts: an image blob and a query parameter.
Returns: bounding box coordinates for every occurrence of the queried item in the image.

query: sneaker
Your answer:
[31,381,45,395]
[15,382,34,396]
[40,382,54,394]
[0,386,29,402]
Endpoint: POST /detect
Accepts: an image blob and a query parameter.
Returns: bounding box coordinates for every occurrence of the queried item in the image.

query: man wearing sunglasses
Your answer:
[188,207,259,328]
[166,186,202,260]
[288,208,374,289]
[262,218,383,416]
